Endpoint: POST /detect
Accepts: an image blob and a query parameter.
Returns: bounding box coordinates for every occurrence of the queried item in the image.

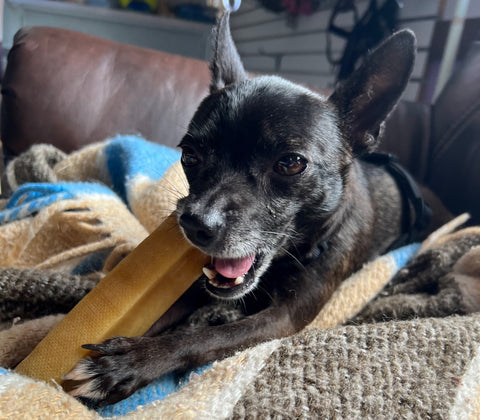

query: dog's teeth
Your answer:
[202,266,217,280]
[234,276,244,285]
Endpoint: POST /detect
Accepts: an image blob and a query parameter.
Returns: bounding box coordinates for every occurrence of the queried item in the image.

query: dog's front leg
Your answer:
[66,302,299,407]
[67,256,343,407]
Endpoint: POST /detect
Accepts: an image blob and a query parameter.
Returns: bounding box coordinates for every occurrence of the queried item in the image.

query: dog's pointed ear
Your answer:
[328,30,416,155]
[210,12,248,92]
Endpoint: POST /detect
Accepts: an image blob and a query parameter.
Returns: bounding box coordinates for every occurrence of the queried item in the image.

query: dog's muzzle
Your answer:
[178,212,265,299]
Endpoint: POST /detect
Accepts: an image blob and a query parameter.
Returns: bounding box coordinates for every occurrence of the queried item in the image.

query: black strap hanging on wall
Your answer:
[327,0,401,82]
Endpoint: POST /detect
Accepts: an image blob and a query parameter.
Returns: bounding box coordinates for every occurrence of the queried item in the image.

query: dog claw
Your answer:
[63,360,93,381]
[81,343,101,352]
[68,380,105,401]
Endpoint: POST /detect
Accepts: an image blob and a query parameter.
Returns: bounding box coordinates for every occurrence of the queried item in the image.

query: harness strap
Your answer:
[362,152,432,250]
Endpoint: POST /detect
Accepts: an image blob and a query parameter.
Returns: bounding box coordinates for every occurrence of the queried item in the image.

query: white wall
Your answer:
[2,0,211,57]
[230,0,441,101]
[442,0,480,19]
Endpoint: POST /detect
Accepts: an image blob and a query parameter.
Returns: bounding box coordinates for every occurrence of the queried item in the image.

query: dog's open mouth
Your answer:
[202,254,262,299]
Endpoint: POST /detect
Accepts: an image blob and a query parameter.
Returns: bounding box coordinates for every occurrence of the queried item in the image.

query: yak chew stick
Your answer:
[15,215,208,385]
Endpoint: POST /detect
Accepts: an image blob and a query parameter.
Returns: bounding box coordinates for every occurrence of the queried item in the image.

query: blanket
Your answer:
[1,136,480,419]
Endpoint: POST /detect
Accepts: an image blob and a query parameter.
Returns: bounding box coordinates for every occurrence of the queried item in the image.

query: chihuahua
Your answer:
[66,13,441,406]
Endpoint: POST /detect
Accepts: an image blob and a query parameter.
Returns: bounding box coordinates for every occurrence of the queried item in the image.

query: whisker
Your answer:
[152,188,184,203]
[259,228,301,245]
[158,201,181,211]
[159,178,187,200]
[258,230,293,238]
[259,227,305,264]
[163,170,187,192]
[237,296,247,312]
[279,246,306,271]
[156,209,178,217]
[171,164,190,193]
[257,283,274,303]
[246,288,259,303]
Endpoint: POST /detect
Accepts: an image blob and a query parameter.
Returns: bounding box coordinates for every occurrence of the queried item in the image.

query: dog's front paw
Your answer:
[64,336,152,407]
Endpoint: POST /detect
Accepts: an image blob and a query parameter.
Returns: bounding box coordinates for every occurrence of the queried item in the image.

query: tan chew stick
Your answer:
[15,214,208,385]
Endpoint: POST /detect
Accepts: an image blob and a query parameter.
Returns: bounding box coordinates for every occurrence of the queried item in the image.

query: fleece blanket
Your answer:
[1,135,480,419]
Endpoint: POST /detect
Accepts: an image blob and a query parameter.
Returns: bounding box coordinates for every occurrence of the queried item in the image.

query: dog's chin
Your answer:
[202,253,267,300]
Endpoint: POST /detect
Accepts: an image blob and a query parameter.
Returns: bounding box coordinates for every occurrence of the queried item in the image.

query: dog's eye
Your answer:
[274,154,308,176]
[181,147,200,167]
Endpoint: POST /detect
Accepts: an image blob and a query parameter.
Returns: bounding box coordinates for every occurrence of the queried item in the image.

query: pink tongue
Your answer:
[214,255,255,279]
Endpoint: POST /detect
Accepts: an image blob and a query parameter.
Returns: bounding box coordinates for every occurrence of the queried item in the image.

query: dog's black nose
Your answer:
[179,213,216,247]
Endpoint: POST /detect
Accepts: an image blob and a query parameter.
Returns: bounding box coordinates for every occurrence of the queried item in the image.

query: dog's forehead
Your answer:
[229,76,329,121]
[191,76,337,154]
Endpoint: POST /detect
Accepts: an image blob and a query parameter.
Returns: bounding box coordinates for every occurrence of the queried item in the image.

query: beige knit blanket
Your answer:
[1,139,480,419]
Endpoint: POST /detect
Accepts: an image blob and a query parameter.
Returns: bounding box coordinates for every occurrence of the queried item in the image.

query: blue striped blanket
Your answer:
[0,135,422,418]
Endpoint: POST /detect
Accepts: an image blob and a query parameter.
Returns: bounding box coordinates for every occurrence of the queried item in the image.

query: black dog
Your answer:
[66,13,443,406]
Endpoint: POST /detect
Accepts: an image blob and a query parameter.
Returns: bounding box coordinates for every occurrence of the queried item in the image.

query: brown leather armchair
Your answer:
[2,26,479,224]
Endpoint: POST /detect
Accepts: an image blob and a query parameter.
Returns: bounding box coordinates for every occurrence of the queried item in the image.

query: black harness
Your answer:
[363,152,432,251]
